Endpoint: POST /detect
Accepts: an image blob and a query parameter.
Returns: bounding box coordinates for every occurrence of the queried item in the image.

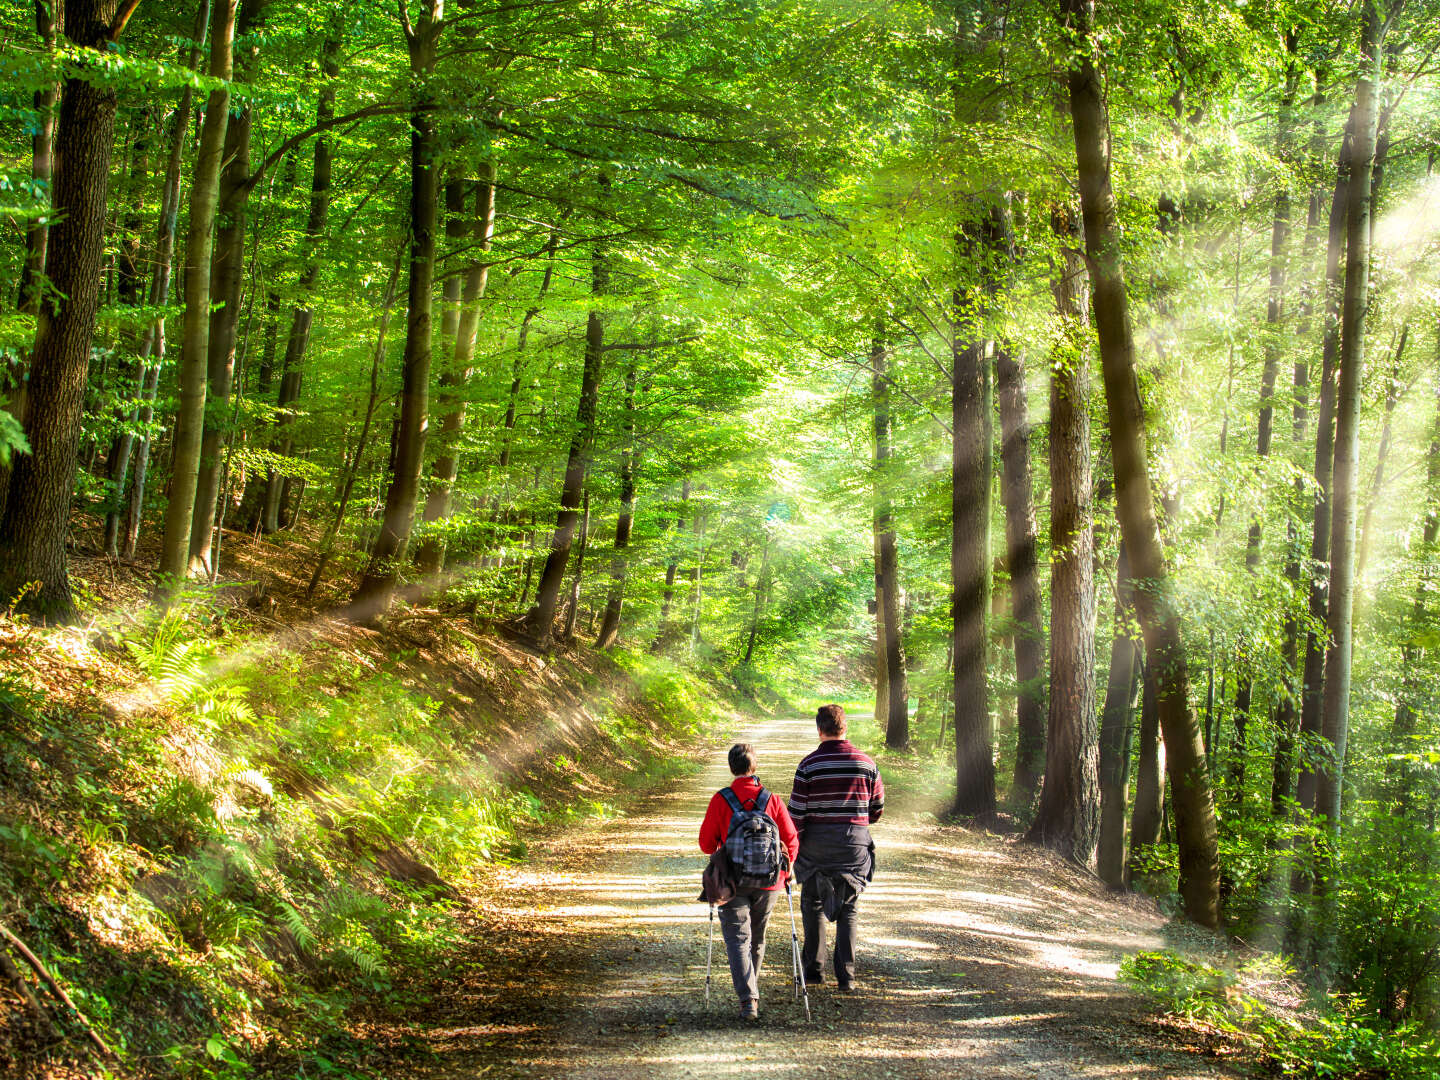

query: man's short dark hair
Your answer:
[816,704,846,737]
[728,742,757,776]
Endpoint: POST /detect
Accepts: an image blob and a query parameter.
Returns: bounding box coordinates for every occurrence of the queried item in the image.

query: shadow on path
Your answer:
[364,716,1240,1080]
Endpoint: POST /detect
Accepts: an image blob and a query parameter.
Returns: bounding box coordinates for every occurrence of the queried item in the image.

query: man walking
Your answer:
[788,704,883,992]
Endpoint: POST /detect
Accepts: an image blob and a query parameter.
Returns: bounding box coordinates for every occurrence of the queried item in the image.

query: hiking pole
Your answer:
[784,878,810,1022]
[705,902,716,1009]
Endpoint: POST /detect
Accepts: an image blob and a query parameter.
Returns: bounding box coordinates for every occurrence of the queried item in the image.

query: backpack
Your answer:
[720,787,784,889]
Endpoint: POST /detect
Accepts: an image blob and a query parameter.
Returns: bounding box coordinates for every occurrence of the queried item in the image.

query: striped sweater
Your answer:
[787,739,884,831]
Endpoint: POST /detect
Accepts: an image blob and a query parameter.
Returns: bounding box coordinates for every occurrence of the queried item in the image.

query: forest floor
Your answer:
[355,715,1247,1080]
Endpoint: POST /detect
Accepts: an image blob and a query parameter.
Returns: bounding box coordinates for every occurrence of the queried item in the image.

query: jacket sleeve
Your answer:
[868,765,885,824]
[699,792,727,854]
[787,764,808,836]
[770,796,800,865]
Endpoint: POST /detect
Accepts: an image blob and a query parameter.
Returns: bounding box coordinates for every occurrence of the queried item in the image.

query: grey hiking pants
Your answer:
[717,887,779,1005]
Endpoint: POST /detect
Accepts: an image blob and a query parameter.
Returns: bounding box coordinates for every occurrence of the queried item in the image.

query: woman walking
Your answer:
[698,742,800,1020]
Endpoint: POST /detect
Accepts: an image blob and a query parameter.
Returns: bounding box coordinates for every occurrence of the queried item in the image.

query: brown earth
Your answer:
[360,715,1249,1080]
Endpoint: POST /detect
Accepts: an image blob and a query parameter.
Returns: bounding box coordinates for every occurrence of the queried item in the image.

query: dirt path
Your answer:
[372,715,1237,1079]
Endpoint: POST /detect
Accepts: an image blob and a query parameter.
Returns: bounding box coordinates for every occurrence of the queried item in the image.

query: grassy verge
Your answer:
[0,594,736,1079]
[1120,949,1440,1079]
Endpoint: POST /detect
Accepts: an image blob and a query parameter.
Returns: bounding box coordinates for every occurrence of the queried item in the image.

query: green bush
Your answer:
[1121,949,1440,1080]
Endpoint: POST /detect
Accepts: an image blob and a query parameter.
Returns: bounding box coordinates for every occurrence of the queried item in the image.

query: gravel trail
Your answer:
[375,715,1238,1079]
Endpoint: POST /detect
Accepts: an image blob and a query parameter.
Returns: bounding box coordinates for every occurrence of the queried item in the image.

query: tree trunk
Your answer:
[188,0,267,574]
[350,4,442,619]
[1315,1,1388,963]
[1270,167,1324,823]
[1097,542,1139,887]
[561,489,590,642]
[1126,660,1165,885]
[997,339,1043,799]
[1295,111,1356,817]
[874,520,890,739]
[262,26,341,534]
[0,0,125,621]
[1063,0,1220,926]
[1028,215,1098,864]
[156,0,239,587]
[524,173,609,648]
[596,363,637,649]
[952,311,993,817]
[874,330,909,748]
[102,109,154,555]
[653,478,690,651]
[1231,57,1298,809]
[416,161,498,574]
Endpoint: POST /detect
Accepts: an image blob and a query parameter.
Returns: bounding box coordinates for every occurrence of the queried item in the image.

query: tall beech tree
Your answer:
[1314,0,1393,959]
[997,340,1043,802]
[524,173,611,647]
[352,0,445,618]
[157,0,239,585]
[1061,0,1220,927]
[1027,211,1098,863]
[873,331,909,748]
[0,0,136,620]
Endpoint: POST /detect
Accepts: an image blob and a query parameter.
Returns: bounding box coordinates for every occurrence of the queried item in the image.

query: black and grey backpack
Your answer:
[720,787,784,889]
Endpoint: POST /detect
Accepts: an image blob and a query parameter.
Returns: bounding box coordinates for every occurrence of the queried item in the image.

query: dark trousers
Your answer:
[800,879,858,985]
[717,888,779,1005]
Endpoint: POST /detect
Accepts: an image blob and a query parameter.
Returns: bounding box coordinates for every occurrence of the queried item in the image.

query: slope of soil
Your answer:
[358,715,1244,1079]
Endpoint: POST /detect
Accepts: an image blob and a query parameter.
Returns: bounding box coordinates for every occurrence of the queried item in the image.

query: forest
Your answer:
[2,0,1440,1075]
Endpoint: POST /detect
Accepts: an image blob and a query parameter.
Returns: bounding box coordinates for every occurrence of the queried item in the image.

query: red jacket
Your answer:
[699,776,801,891]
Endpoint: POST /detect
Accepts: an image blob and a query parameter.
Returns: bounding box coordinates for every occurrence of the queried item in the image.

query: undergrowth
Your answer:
[0,593,731,1078]
[1120,949,1440,1080]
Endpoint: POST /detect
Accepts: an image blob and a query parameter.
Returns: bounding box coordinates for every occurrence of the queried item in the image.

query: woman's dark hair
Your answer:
[728,742,757,776]
[816,704,846,737]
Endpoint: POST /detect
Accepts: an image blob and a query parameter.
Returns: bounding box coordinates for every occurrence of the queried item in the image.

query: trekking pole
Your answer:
[705,902,716,1009]
[784,877,811,1022]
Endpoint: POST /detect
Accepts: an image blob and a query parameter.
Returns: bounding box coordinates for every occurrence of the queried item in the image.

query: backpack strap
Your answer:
[753,788,771,813]
[719,788,744,815]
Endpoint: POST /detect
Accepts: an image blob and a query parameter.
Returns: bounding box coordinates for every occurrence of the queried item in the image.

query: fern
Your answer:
[279,902,318,954]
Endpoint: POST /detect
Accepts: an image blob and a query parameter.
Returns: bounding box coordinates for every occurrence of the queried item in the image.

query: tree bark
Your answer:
[1270,153,1324,822]
[874,330,909,748]
[997,339,1043,799]
[524,172,609,648]
[561,489,590,642]
[1315,0,1389,961]
[1062,0,1220,926]
[596,363,637,649]
[188,0,268,575]
[102,108,154,556]
[416,161,498,575]
[653,478,690,651]
[0,0,125,621]
[1231,56,1298,809]
[156,0,239,588]
[1097,541,1139,887]
[350,3,443,619]
[1028,214,1098,864]
[1294,111,1356,818]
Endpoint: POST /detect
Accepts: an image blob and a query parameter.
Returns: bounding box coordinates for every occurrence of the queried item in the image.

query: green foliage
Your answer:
[1122,949,1440,1080]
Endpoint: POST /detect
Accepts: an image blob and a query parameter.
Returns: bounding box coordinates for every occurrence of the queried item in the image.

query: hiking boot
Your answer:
[739,1001,759,1021]
[836,980,858,994]
[803,971,824,987]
